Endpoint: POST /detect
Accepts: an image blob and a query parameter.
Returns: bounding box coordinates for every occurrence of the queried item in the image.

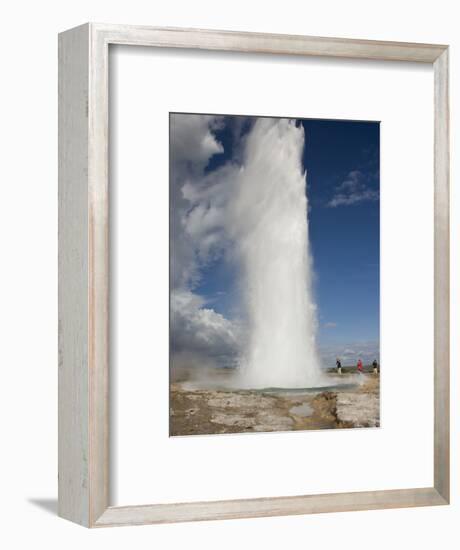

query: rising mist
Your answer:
[230,118,323,388]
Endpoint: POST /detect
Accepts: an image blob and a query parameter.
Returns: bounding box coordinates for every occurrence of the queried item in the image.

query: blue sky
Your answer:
[171,114,380,368]
[303,119,380,347]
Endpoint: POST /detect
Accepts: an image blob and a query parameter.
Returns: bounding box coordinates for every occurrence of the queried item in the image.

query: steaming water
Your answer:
[231,118,324,388]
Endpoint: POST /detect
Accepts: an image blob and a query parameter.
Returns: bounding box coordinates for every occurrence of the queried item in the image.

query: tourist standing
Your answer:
[336,358,342,375]
[357,359,363,373]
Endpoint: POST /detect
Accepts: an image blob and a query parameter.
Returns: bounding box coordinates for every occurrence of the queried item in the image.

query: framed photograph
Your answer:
[58,23,449,527]
[169,112,381,437]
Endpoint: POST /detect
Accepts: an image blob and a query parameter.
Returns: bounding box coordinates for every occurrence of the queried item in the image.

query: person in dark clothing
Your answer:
[336,358,342,374]
[372,359,379,374]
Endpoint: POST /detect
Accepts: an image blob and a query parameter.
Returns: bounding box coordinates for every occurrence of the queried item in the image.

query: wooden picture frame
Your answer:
[58,23,450,528]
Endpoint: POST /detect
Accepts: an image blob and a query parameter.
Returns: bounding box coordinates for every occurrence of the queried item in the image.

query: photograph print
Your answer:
[169,113,380,436]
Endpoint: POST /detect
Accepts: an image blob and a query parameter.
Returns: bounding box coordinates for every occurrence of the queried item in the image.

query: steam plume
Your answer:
[230,118,323,387]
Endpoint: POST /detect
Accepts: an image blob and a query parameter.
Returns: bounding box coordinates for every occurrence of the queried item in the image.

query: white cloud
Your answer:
[170,289,241,368]
[327,169,379,207]
[324,322,337,328]
[169,115,218,290]
[169,115,245,370]
[170,114,239,288]
[170,113,224,168]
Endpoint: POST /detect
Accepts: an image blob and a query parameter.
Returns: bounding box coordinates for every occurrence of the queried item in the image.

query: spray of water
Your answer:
[230,118,323,388]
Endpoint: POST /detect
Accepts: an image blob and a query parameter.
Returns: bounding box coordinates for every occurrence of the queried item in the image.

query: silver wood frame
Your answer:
[58,23,450,528]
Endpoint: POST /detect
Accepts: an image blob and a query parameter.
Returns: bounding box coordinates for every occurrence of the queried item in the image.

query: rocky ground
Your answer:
[170,373,380,436]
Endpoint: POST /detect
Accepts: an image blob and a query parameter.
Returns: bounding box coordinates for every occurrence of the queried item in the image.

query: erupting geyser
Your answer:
[232,118,323,388]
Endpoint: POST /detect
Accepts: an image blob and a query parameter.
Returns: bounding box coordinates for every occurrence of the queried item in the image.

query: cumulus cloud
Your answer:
[171,290,238,352]
[170,289,241,368]
[170,114,240,288]
[327,169,379,207]
[170,113,224,169]
[170,114,242,370]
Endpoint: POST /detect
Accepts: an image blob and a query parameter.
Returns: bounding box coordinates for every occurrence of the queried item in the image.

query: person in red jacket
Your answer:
[357,359,363,373]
